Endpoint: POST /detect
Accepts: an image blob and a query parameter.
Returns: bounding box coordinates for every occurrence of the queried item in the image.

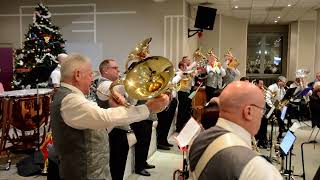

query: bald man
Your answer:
[189,81,282,180]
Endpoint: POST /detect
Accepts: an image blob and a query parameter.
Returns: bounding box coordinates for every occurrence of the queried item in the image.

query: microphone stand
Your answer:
[36,82,40,151]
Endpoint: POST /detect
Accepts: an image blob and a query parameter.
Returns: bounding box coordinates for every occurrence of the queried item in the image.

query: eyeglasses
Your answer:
[250,104,267,114]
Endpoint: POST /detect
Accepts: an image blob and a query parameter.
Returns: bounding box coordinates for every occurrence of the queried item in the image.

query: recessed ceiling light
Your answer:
[277,16,281,19]
[275,20,278,23]
[234,6,239,9]
[288,4,291,7]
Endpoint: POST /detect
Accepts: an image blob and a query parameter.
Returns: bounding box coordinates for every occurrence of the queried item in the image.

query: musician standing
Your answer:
[205,50,226,102]
[95,59,133,180]
[265,76,287,141]
[50,53,68,91]
[50,54,169,180]
[176,60,194,132]
[222,50,240,87]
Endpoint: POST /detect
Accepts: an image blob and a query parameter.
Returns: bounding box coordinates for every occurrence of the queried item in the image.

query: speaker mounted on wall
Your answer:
[188,5,217,38]
[195,6,217,30]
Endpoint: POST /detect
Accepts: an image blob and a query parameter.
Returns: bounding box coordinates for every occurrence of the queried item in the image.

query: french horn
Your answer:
[224,48,240,69]
[109,38,176,106]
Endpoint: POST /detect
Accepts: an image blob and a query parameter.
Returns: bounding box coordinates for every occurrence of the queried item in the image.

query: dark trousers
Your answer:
[205,86,217,102]
[48,159,60,180]
[156,98,177,145]
[130,120,153,171]
[109,128,129,180]
[176,91,192,132]
[255,115,268,146]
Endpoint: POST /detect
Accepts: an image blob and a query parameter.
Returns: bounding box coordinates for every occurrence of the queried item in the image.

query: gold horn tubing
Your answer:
[109,79,130,107]
[128,37,152,61]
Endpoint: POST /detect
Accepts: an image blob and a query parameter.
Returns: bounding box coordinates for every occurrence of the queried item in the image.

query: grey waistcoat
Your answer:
[50,87,111,180]
[189,126,257,180]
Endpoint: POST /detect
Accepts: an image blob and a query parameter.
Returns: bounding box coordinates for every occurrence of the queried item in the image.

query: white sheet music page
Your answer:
[175,117,201,148]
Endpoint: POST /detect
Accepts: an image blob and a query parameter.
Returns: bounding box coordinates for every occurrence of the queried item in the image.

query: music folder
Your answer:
[175,117,202,148]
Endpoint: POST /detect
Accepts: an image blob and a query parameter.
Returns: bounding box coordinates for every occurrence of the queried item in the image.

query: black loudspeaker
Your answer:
[194,6,217,30]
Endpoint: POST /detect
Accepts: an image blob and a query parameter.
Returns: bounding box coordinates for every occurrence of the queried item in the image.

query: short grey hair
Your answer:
[278,76,287,82]
[57,53,68,64]
[60,53,91,81]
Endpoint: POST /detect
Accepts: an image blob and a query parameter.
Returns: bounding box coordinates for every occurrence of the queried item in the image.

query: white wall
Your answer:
[288,22,299,80]
[297,21,316,82]
[0,0,185,71]
[200,14,248,78]
[288,20,316,82]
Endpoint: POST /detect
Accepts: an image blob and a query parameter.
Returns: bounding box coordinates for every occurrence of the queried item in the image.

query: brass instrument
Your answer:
[275,99,290,111]
[252,137,260,153]
[262,85,277,98]
[193,48,207,68]
[109,38,176,105]
[224,48,240,69]
[207,48,221,67]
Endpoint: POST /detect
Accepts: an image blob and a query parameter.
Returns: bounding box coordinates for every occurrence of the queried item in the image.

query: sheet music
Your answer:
[175,117,201,148]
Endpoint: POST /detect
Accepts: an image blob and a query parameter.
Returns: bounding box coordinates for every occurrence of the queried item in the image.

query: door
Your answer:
[0,47,13,91]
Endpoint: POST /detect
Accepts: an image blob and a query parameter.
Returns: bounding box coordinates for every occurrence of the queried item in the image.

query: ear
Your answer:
[74,69,81,81]
[243,105,252,121]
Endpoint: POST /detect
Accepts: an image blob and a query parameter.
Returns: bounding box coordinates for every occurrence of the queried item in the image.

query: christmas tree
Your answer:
[13,3,66,89]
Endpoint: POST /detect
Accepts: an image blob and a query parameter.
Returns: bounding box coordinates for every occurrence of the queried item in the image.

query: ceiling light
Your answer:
[288,4,291,7]
[275,20,278,23]
[277,16,281,19]
[234,6,239,9]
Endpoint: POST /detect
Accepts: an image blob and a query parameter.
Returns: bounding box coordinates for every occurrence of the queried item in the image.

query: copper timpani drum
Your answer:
[0,88,53,149]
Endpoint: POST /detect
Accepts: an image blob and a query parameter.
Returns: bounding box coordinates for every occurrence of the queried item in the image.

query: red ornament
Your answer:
[197,32,203,38]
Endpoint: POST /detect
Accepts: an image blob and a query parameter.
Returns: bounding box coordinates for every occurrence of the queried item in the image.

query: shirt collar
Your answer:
[60,82,84,96]
[216,117,252,147]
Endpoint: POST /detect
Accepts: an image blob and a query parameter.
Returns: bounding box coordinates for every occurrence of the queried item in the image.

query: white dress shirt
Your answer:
[266,83,286,108]
[60,83,150,130]
[50,65,61,86]
[216,118,283,180]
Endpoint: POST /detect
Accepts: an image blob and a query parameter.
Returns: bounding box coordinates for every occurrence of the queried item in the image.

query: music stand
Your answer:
[279,130,297,179]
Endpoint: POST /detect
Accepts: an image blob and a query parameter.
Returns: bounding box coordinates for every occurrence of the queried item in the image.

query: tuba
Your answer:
[109,38,176,106]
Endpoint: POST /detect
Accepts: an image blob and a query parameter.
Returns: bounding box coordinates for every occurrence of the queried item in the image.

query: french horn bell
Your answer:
[109,38,175,106]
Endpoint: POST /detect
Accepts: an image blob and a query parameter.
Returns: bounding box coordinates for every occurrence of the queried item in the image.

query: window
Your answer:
[246,26,288,78]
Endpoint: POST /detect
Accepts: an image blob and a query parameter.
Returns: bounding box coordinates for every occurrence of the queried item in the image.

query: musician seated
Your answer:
[189,81,282,180]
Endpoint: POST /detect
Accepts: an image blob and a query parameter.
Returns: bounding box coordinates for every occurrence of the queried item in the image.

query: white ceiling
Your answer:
[186,0,320,24]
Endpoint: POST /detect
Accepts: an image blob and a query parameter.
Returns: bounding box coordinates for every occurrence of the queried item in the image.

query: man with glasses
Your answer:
[189,81,282,180]
[265,76,287,142]
[95,59,133,180]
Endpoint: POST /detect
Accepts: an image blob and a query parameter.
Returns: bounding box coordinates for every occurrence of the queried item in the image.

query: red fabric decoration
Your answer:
[197,32,203,38]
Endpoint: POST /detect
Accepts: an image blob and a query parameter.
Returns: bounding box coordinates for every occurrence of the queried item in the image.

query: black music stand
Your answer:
[173,146,189,180]
[300,140,319,180]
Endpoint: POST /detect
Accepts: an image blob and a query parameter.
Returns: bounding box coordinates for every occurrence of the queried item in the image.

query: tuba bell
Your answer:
[109,38,176,106]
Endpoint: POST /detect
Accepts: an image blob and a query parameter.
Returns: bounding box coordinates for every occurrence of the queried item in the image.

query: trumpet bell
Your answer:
[123,56,174,100]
